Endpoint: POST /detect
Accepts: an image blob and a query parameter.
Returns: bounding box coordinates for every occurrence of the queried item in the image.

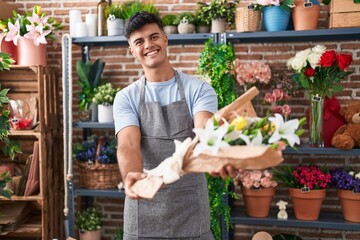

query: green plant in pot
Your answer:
[121,0,159,20]
[194,15,210,33]
[106,3,126,36]
[76,59,105,121]
[75,207,104,240]
[0,53,22,199]
[174,12,196,34]
[196,0,239,32]
[162,14,178,34]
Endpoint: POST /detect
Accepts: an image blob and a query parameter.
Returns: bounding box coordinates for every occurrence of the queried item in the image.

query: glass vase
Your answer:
[309,94,324,147]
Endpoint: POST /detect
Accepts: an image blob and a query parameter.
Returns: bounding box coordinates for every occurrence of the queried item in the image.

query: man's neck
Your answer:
[144,64,174,83]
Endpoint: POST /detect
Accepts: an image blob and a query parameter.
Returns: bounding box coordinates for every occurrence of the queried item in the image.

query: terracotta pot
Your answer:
[289,188,325,220]
[242,187,275,218]
[79,229,101,240]
[337,189,360,222]
[0,34,17,64]
[292,0,320,30]
[17,37,47,66]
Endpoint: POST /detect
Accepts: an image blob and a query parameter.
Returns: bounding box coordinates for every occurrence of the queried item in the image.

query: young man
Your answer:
[114,11,235,239]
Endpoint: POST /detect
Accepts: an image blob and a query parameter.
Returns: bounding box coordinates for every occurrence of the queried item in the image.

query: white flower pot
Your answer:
[107,18,124,36]
[98,104,114,123]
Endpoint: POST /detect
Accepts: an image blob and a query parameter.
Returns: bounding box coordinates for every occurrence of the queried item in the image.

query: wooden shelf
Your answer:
[9,130,41,138]
[2,215,42,238]
[0,195,42,201]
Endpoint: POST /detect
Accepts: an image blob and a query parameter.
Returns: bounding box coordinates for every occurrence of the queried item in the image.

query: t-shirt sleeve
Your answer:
[192,81,218,115]
[113,89,140,136]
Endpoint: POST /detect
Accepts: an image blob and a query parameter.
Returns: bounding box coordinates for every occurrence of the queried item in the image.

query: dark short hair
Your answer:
[124,11,164,39]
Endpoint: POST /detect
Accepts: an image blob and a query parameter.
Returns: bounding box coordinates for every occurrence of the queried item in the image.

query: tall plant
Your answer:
[197,39,237,239]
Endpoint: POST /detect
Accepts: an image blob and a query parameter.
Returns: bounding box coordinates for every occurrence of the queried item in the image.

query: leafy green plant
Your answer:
[75,207,104,232]
[92,83,120,106]
[76,59,105,111]
[196,0,239,28]
[162,14,178,26]
[174,12,196,25]
[0,172,12,199]
[106,3,125,19]
[194,15,209,26]
[121,1,159,20]
[115,227,124,240]
[197,39,237,240]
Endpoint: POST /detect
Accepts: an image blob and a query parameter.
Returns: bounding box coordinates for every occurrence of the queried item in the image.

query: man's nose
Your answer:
[144,39,153,49]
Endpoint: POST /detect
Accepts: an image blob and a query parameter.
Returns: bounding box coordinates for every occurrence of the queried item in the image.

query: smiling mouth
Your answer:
[145,49,159,56]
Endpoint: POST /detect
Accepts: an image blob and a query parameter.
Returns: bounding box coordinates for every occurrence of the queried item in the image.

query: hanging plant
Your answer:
[197,38,237,239]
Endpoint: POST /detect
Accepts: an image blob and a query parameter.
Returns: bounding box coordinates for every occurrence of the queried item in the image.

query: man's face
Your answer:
[128,23,168,69]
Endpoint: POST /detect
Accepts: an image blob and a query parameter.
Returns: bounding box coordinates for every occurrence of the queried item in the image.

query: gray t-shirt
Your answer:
[113,70,218,135]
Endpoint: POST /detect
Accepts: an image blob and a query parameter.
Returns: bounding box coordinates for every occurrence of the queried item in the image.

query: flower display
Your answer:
[92,83,121,106]
[331,168,360,193]
[234,169,278,189]
[274,164,331,190]
[233,60,271,90]
[264,88,292,119]
[192,113,305,157]
[0,5,63,46]
[73,137,117,164]
[249,0,295,12]
[287,45,353,98]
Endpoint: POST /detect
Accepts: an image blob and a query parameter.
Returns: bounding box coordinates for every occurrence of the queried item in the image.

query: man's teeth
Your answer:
[146,50,158,56]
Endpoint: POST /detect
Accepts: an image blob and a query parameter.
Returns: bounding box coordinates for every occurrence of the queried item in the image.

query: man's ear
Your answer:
[129,46,136,58]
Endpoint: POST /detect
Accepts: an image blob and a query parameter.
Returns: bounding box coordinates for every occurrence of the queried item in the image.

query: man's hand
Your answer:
[209,165,237,179]
[124,172,147,199]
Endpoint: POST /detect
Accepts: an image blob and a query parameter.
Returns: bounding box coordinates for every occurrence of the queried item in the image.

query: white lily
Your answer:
[268,113,300,147]
[192,118,230,156]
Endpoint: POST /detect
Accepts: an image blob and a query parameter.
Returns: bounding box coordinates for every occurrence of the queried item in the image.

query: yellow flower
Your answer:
[262,122,276,134]
[0,23,6,31]
[34,5,42,15]
[230,116,247,131]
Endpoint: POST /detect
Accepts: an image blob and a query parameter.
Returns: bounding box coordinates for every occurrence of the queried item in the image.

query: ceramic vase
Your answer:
[337,189,360,222]
[211,18,226,33]
[17,37,47,66]
[289,188,326,220]
[263,6,290,32]
[79,229,101,240]
[98,104,113,123]
[242,187,275,218]
[107,18,124,36]
[309,93,324,147]
[292,0,320,30]
[164,25,178,34]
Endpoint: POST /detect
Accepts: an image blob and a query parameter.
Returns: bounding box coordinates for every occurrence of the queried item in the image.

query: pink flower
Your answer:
[27,11,51,29]
[281,104,292,117]
[273,89,283,101]
[235,169,277,190]
[264,93,276,104]
[5,20,21,46]
[24,23,51,46]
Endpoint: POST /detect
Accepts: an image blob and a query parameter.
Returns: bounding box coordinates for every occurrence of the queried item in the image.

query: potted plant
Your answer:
[274,164,331,220]
[162,14,178,34]
[92,83,120,123]
[194,15,210,33]
[331,168,360,222]
[76,59,105,122]
[196,0,239,33]
[121,0,159,20]
[106,3,126,36]
[75,207,104,240]
[0,5,63,65]
[174,12,196,34]
[235,169,278,217]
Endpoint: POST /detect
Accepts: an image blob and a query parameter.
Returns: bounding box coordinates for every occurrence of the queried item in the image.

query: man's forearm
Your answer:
[117,146,143,181]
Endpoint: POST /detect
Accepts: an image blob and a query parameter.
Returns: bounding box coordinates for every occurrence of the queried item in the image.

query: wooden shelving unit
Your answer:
[0,66,63,240]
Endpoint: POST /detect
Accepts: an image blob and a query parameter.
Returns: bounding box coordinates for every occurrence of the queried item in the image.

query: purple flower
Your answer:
[331,168,360,193]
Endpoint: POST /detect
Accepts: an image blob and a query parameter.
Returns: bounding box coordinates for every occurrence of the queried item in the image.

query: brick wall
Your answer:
[5,0,360,239]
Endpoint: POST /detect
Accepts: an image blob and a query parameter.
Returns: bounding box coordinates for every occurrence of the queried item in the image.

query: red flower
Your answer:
[304,68,315,77]
[336,54,352,71]
[319,50,336,67]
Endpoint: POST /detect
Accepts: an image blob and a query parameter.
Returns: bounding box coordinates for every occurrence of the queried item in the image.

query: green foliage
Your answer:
[115,227,124,240]
[197,39,237,239]
[174,12,196,25]
[76,59,105,110]
[162,14,178,26]
[122,1,159,20]
[75,207,104,231]
[273,165,300,189]
[92,83,121,105]
[194,15,209,26]
[0,172,12,199]
[106,3,125,19]
[196,0,239,27]
[0,53,15,71]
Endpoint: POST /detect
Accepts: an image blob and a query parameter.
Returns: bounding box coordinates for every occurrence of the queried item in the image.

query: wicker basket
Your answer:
[77,139,121,189]
[235,7,261,32]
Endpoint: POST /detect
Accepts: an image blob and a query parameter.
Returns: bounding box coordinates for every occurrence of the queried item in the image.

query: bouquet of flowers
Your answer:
[0,5,63,46]
[249,0,295,12]
[234,169,278,189]
[287,45,352,98]
[274,164,331,190]
[331,168,360,193]
[92,83,121,106]
[234,60,271,90]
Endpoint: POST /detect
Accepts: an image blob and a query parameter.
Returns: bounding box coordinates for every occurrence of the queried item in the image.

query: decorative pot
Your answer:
[17,37,47,66]
[98,104,114,123]
[211,18,226,33]
[107,18,124,36]
[263,6,290,32]
[242,187,275,218]
[292,0,320,30]
[196,25,210,33]
[177,19,195,34]
[235,7,261,32]
[79,229,101,240]
[164,25,178,34]
[289,188,326,220]
[309,93,324,147]
[0,34,17,64]
[337,189,360,222]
